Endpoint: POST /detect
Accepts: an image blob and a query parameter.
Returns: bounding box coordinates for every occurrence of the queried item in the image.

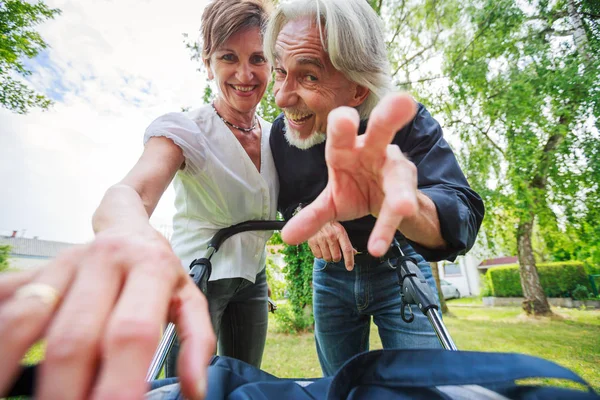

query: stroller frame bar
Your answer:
[146,220,285,381]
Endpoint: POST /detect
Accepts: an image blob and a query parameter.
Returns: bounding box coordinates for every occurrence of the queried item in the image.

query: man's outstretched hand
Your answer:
[282,93,419,257]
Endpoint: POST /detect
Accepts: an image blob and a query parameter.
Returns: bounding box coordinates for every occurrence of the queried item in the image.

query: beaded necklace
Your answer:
[212,103,257,133]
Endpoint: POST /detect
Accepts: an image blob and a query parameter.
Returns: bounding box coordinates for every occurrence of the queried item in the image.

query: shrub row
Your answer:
[486,261,592,298]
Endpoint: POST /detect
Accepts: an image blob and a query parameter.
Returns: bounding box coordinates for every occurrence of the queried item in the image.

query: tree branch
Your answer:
[447,119,506,156]
[396,75,446,86]
[531,116,569,190]
[392,43,436,77]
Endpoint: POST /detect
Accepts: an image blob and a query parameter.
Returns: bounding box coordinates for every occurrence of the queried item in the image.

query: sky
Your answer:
[0,0,211,243]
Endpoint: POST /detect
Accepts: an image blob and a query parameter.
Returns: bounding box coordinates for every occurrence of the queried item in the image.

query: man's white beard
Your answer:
[283,118,326,150]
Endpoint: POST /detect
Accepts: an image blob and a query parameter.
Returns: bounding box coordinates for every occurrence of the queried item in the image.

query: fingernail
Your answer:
[196,377,207,399]
[371,239,387,256]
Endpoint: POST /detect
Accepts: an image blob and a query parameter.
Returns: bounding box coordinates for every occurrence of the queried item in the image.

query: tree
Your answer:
[438,0,600,315]
[0,0,60,114]
[430,262,449,314]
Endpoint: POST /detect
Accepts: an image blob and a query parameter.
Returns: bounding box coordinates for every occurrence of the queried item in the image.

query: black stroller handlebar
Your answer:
[146,220,286,381]
[208,220,286,252]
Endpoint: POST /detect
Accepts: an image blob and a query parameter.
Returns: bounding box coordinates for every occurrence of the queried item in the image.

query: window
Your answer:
[443,263,462,276]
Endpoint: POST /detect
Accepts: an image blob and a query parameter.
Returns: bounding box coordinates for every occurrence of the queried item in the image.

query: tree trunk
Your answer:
[517,217,552,316]
[567,0,591,63]
[430,261,449,314]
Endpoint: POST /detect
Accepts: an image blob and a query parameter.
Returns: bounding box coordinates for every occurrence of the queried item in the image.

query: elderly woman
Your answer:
[0,0,276,399]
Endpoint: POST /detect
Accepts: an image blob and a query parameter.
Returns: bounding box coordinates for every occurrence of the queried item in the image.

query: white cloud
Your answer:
[0,0,210,243]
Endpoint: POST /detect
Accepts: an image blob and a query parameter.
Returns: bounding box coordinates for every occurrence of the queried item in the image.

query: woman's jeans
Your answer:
[165,268,268,376]
[313,242,442,376]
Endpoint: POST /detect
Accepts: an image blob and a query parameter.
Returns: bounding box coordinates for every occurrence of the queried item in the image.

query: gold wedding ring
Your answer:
[13,283,61,307]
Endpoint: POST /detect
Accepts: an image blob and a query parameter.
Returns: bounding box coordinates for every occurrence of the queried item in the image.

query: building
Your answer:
[0,231,76,270]
[437,253,483,297]
[477,256,519,274]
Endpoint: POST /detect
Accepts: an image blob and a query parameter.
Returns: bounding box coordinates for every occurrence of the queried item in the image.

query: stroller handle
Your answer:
[146,220,285,382]
[208,220,285,252]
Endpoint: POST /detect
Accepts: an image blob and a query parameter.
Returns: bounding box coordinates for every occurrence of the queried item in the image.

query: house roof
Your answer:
[0,236,77,258]
[478,256,518,269]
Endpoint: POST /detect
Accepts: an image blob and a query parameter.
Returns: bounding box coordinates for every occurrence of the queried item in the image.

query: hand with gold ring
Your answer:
[13,283,61,306]
[0,229,216,400]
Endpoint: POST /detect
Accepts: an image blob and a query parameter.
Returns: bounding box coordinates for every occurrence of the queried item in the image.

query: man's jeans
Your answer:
[313,242,442,376]
[165,268,268,376]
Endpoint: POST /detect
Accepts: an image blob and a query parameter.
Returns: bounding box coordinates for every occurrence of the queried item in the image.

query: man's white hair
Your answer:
[264,0,392,119]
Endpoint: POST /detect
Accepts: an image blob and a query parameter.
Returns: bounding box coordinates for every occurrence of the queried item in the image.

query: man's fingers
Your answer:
[90,264,177,400]
[281,189,336,245]
[363,93,417,154]
[307,238,323,260]
[325,107,360,169]
[175,280,216,400]
[0,249,80,396]
[380,146,418,218]
[368,147,418,256]
[320,236,335,262]
[368,201,404,257]
[334,224,355,271]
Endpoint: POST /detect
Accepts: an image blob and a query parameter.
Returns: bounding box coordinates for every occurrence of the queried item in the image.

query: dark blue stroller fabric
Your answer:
[189,349,598,400]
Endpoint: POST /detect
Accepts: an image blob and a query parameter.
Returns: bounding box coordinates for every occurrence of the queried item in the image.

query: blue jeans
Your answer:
[166,268,268,376]
[313,242,442,376]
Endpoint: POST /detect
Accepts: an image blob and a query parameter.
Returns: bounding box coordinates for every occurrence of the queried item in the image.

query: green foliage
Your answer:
[378,0,461,103]
[0,245,10,272]
[282,242,314,326]
[271,302,314,334]
[0,0,60,113]
[571,284,591,301]
[265,257,286,300]
[258,79,281,121]
[202,85,215,104]
[430,0,600,313]
[480,271,493,297]
[267,231,283,246]
[487,262,591,298]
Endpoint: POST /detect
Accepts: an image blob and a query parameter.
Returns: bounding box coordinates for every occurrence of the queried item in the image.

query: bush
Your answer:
[266,258,286,300]
[571,284,591,300]
[0,245,10,272]
[486,261,591,298]
[480,272,493,297]
[282,242,314,316]
[272,302,314,334]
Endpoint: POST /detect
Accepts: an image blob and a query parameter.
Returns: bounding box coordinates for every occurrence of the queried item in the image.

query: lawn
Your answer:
[11,303,600,395]
[262,304,600,392]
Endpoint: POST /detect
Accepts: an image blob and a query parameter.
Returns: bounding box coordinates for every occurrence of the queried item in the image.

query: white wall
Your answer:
[439,254,482,297]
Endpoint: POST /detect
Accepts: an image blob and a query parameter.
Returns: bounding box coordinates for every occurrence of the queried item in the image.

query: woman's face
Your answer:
[206,26,270,114]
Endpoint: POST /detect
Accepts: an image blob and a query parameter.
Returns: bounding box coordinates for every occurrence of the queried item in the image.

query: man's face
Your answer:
[273,17,366,149]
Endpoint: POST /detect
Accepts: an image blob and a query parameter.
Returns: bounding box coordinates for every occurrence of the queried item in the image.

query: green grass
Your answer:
[15,306,600,394]
[445,296,485,306]
[263,305,600,392]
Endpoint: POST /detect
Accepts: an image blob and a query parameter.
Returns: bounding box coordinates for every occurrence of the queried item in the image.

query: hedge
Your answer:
[486,261,591,298]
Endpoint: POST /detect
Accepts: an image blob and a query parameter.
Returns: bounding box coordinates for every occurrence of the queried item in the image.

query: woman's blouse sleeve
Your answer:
[143,112,206,174]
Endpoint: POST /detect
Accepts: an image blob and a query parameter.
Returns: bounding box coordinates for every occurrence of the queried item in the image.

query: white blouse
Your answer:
[144,105,279,283]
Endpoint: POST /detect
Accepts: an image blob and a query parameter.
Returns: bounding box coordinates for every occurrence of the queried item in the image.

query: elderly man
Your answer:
[0,1,483,398]
[264,0,485,376]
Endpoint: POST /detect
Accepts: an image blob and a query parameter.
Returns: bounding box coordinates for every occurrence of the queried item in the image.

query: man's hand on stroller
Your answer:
[0,228,215,400]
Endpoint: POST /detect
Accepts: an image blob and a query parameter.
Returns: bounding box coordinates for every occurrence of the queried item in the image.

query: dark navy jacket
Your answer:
[269,103,485,261]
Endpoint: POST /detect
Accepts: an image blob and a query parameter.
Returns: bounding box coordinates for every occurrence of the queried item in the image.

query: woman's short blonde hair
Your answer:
[201,0,272,62]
